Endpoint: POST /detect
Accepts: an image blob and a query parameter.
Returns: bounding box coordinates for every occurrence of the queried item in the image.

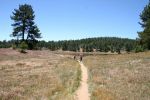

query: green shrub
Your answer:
[12,44,17,50]
[134,45,144,53]
[19,41,28,53]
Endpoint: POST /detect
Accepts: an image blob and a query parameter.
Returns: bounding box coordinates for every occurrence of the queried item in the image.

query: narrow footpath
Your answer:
[76,61,90,100]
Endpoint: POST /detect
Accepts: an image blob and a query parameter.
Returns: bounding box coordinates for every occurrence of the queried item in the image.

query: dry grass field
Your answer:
[0,49,81,100]
[84,51,150,100]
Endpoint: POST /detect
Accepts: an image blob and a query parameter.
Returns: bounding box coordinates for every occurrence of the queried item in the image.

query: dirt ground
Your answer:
[76,62,90,100]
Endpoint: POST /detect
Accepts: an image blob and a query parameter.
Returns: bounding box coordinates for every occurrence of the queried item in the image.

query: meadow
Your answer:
[84,51,150,100]
[0,48,150,100]
[0,49,81,100]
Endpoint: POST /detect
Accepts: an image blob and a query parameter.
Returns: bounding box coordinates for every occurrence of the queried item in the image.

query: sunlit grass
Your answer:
[84,51,150,100]
[0,50,81,100]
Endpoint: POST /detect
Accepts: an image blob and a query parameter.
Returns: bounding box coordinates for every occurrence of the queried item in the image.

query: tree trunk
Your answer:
[22,21,25,41]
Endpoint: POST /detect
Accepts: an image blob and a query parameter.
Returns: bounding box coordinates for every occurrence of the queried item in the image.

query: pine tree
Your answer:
[138,1,150,49]
[11,4,41,49]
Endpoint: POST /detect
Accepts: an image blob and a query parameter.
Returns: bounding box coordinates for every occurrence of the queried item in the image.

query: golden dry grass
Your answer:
[0,49,80,100]
[83,51,150,100]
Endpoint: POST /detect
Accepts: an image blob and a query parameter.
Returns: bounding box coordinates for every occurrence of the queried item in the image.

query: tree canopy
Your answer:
[138,1,150,49]
[0,37,136,53]
[10,4,41,49]
[37,37,136,53]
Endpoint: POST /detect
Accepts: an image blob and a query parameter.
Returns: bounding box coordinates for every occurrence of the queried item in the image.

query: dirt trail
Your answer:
[76,61,90,100]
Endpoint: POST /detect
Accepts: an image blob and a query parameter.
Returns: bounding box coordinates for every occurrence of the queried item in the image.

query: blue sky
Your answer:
[0,0,149,41]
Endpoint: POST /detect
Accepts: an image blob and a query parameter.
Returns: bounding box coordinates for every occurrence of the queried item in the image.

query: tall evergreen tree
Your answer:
[10,4,41,49]
[138,1,150,49]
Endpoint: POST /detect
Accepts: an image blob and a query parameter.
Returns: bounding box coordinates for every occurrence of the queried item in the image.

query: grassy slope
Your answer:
[0,49,81,100]
[84,51,150,100]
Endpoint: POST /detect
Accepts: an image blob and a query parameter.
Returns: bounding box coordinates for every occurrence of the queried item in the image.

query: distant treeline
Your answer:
[0,37,137,53]
[38,37,136,53]
[0,40,12,48]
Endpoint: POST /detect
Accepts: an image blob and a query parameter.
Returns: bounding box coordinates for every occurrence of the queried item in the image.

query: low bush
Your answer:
[12,44,17,50]
[134,45,144,53]
[19,41,28,53]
